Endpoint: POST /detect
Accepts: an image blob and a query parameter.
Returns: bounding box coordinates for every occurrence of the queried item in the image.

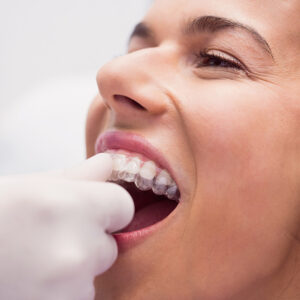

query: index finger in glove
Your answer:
[59,153,113,182]
[81,181,135,233]
[23,153,113,182]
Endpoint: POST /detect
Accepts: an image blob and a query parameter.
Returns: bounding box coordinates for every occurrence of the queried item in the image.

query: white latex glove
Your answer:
[0,153,134,300]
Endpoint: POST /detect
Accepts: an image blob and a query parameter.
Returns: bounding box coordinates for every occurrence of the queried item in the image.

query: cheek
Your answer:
[180,82,300,294]
[184,82,297,200]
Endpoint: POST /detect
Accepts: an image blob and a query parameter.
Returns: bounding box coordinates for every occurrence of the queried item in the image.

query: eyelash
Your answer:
[195,50,244,71]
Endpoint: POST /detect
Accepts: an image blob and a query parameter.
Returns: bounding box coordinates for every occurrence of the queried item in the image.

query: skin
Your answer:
[86,0,300,299]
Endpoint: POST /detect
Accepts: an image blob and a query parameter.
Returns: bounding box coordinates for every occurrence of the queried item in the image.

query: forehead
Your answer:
[144,0,300,52]
[147,0,299,23]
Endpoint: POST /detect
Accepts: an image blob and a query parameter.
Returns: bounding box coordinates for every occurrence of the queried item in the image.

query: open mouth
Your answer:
[106,150,180,233]
[95,130,182,250]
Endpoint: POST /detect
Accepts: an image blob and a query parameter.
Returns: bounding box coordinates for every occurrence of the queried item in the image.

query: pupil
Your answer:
[210,58,221,66]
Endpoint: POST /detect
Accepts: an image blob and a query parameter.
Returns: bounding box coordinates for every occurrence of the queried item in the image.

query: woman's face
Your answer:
[86,0,300,299]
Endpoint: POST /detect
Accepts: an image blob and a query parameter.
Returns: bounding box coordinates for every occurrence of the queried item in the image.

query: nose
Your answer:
[96,48,171,126]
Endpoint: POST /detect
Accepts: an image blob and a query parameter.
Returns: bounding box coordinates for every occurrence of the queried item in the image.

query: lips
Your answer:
[95,130,181,251]
[95,131,179,181]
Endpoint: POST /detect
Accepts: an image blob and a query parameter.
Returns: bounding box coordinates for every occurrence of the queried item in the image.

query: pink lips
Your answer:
[95,131,174,175]
[94,130,180,252]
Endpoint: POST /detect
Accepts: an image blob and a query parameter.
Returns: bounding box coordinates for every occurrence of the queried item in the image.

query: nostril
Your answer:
[113,95,146,111]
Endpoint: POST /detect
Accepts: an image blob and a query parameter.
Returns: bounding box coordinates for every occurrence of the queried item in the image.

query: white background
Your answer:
[0,0,149,175]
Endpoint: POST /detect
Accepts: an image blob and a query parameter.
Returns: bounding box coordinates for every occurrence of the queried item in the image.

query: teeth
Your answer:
[135,175,153,191]
[139,161,156,180]
[166,184,180,201]
[106,152,180,201]
[152,170,172,195]
[119,157,142,182]
[135,161,156,191]
[110,154,127,181]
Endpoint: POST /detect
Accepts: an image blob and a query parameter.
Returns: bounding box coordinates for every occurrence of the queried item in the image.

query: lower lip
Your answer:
[113,204,180,252]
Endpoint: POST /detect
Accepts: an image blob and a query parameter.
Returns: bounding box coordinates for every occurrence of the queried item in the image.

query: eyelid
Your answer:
[213,50,251,71]
[205,49,250,72]
[205,49,240,65]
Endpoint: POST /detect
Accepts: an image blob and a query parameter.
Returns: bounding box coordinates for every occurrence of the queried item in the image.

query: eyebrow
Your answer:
[129,15,273,59]
[128,22,154,46]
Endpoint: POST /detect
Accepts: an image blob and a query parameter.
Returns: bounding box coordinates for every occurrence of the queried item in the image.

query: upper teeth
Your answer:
[106,151,180,202]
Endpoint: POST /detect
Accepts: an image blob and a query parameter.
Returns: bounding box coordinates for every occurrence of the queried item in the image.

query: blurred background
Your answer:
[0,0,150,175]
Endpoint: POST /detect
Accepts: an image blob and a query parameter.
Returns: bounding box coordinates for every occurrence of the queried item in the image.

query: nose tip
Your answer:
[96,53,169,120]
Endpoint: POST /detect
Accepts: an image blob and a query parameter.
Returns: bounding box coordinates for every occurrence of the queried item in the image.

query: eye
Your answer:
[195,49,244,71]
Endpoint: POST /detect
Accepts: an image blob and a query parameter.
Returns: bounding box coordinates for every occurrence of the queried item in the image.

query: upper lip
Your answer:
[95,130,180,193]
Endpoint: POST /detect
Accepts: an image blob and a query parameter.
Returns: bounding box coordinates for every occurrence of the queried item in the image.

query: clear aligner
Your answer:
[107,152,180,201]
[119,157,141,183]
[135,175,153,191]
[152,170,172,195]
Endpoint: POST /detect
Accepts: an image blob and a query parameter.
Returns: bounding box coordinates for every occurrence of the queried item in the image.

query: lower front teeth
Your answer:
[107,152,180,202]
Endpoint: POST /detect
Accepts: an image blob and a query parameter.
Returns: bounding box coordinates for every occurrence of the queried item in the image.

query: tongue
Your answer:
[122,200,177,232]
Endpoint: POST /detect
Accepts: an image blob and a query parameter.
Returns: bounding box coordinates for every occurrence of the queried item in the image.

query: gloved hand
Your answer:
[0,153,134,300]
